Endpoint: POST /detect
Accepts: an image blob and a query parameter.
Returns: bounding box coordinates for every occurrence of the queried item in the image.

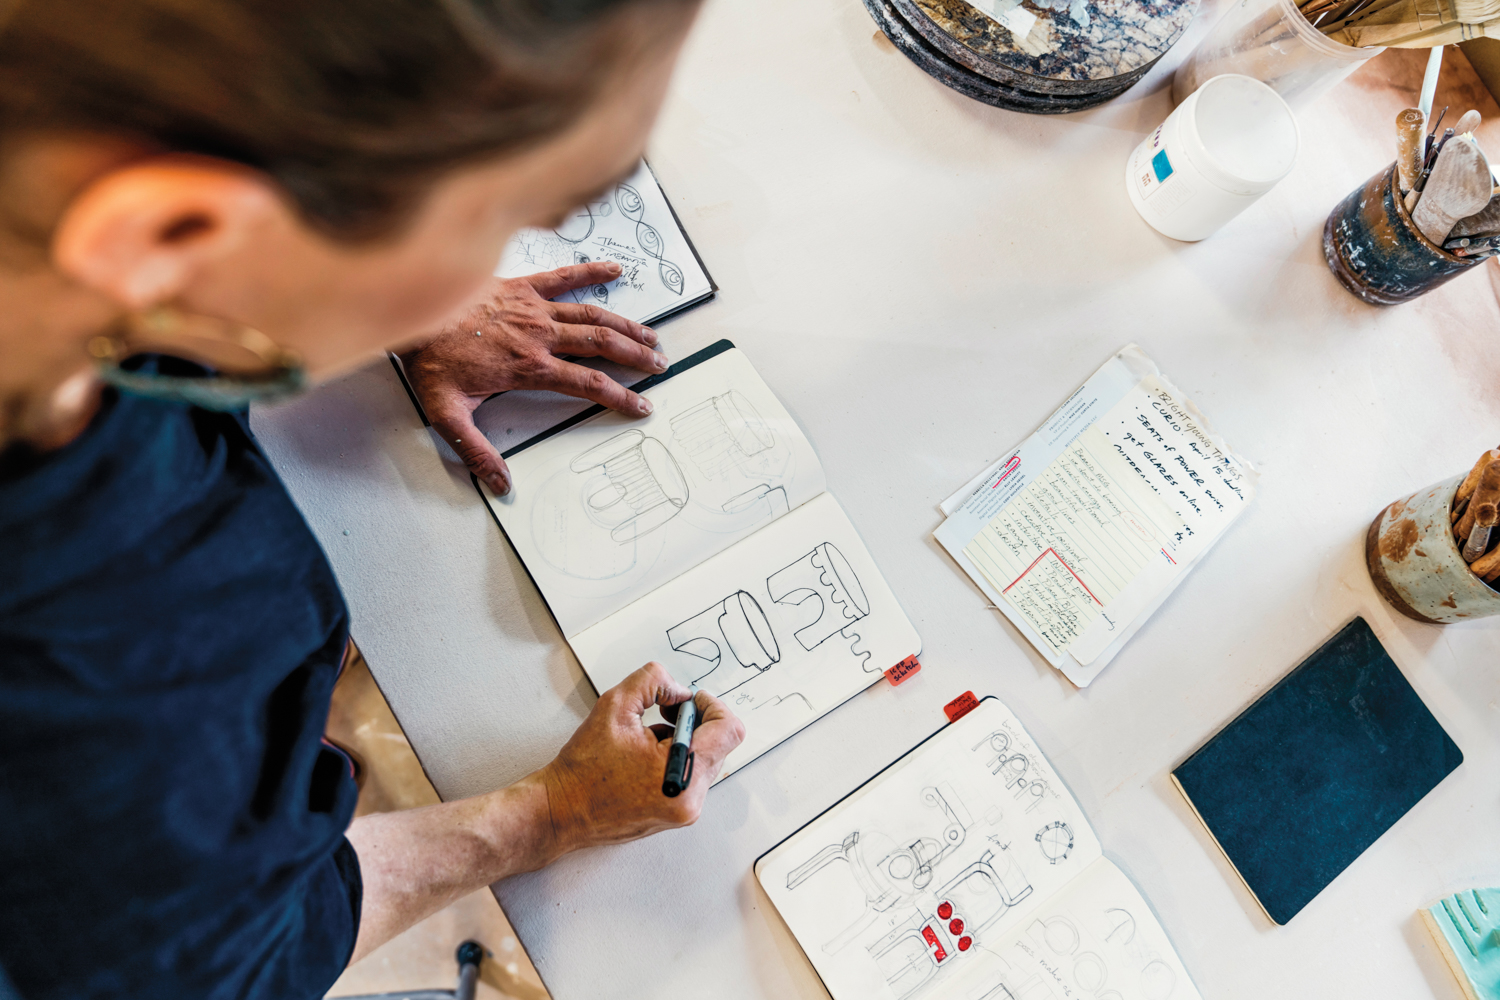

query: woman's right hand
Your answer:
[526,661,745,864]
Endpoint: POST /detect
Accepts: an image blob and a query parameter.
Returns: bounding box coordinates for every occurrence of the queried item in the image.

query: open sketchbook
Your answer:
[757,699,1201,1000]
[478,341,921,778]
[497,159,715,326]
[934,346,1255,687]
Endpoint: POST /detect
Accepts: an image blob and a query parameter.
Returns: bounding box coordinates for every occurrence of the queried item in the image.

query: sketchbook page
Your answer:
[570,492,919,779]
[754,699,1101,1000]
[946,857,1203,1000]
[487,348,825,637]
[935,347,1256,687]
[496,160,713,326]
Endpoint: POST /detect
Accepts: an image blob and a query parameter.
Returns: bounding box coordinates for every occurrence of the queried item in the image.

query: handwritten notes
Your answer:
[936,346,1255,686]
[497,160,713,326]
[965,426,1178,655]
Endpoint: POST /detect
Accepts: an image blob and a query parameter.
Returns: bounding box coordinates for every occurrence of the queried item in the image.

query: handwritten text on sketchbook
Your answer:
[963,375,1249,660]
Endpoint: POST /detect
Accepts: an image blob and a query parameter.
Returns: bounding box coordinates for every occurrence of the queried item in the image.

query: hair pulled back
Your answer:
[0,0,684,239]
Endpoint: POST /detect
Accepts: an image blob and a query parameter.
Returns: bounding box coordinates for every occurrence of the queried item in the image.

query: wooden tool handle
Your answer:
[1455,462,1500,539]
[1397,107,1427,193]
[1469,541,1500,578]
[1453,449,1500,520]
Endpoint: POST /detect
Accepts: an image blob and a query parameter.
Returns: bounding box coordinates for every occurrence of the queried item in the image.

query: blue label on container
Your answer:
[1152,149,1173,183]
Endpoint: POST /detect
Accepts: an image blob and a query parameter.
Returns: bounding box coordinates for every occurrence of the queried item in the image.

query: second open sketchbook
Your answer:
[478,341,921,778]
[756,699,1200,1000]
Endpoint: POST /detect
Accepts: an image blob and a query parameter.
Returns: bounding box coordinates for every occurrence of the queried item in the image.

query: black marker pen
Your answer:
[662,687,698,798]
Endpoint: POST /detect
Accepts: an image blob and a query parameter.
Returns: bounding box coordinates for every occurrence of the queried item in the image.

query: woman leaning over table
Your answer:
[0,1,743,997]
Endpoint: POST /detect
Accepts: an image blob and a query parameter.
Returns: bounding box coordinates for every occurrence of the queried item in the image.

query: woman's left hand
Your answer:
[399,262,669,495]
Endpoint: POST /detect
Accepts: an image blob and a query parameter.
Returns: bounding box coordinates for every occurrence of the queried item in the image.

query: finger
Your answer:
[525,261,623,300]
[686,692,746,779]
[605,661,691,721]
[554,322,668,374]
[533,358,653,416]
[549,300,658,348]
[427,397,512,496]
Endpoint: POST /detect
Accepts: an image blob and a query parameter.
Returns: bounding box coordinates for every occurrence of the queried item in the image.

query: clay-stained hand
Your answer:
[530,662,745,863]
[398,263,668,495]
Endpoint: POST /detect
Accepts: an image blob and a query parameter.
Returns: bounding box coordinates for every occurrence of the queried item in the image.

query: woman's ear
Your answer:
[51,157,285,309]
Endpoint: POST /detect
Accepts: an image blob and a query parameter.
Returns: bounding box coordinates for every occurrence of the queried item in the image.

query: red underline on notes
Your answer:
[1003,547,1102,606]
[1161,548,1176,565]
[990,455,1021,487]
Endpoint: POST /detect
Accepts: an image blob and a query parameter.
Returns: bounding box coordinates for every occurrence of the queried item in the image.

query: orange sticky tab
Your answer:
[944,691,980,722]
[885,655,921,686]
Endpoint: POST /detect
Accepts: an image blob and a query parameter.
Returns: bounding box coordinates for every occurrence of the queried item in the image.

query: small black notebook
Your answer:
[1172,617,1462,925]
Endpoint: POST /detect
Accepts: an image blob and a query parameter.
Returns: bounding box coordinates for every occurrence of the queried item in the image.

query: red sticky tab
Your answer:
[885,655,921,686]
[944,691,980,722]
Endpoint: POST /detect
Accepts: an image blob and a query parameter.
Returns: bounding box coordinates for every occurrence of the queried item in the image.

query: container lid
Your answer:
[1186,74,1300,195]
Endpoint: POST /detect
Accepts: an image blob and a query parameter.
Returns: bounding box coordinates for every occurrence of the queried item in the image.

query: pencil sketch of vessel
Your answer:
[785,785,1034,1000]
[671,392,775,478]
[569,429,688,543]
[667,590,781,696]
[670,392,791,521]
[972,728,1055,814]
[767,542,870,652]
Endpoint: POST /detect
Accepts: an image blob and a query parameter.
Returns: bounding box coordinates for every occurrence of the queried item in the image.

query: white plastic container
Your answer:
[1126,74,1299,242]
[1172,0,1381,110]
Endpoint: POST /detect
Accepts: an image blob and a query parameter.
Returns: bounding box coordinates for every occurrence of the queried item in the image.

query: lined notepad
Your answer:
[936,346,1256,686]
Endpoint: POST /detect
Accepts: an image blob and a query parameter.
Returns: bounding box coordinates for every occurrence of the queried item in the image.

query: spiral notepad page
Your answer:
[477,341,920,779]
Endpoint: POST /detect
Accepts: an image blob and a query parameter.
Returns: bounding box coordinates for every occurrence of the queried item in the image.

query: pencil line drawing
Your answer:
[973,729,1053,814]
[616,182,684,296]
[1073,952,1108,992]
[1140,959,1177,1000]
[976,986,1017,1000]
[767,542,871,651]
[670,392,776,479]
[784,785,1034,1000]
[1104,908,1135,944]
[552,198,612,244]
[666,590,780,696]
[568,251,609,306]
[1035,821,1073,865]
[1024,910,1172,1000]
[569,429,688,544]
[754,692,812,713]
[722,483,789,518]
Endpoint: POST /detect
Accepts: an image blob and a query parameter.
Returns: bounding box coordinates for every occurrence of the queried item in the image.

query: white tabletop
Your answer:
[252,2,1500,997]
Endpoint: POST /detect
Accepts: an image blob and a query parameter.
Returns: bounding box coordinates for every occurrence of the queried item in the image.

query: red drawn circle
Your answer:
[937,902,953,920]
[949,918,965,935]
[958,936,973,951]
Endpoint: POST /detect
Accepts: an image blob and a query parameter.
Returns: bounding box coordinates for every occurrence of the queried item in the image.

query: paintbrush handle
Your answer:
[1397,108,1427,191]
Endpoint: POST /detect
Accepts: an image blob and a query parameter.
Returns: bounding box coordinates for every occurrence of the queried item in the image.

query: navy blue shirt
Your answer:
[0,384,361,999]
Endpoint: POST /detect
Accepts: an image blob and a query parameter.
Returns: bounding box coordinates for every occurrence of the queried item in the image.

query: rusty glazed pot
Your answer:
[1324,162,1480,306]
[1366,473,1500,623]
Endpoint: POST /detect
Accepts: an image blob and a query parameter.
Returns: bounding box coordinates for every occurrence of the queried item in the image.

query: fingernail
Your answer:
[606,262,622,274]
[653,352,669,371]
[489,471,511,496]
[641,326,659,346]
[638,397,654,416]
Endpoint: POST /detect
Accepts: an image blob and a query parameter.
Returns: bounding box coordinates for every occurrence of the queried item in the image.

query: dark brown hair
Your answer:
[0,0,688,239]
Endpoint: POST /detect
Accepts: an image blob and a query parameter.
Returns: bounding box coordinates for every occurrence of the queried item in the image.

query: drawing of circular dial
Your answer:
[1036,821,1074,864]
